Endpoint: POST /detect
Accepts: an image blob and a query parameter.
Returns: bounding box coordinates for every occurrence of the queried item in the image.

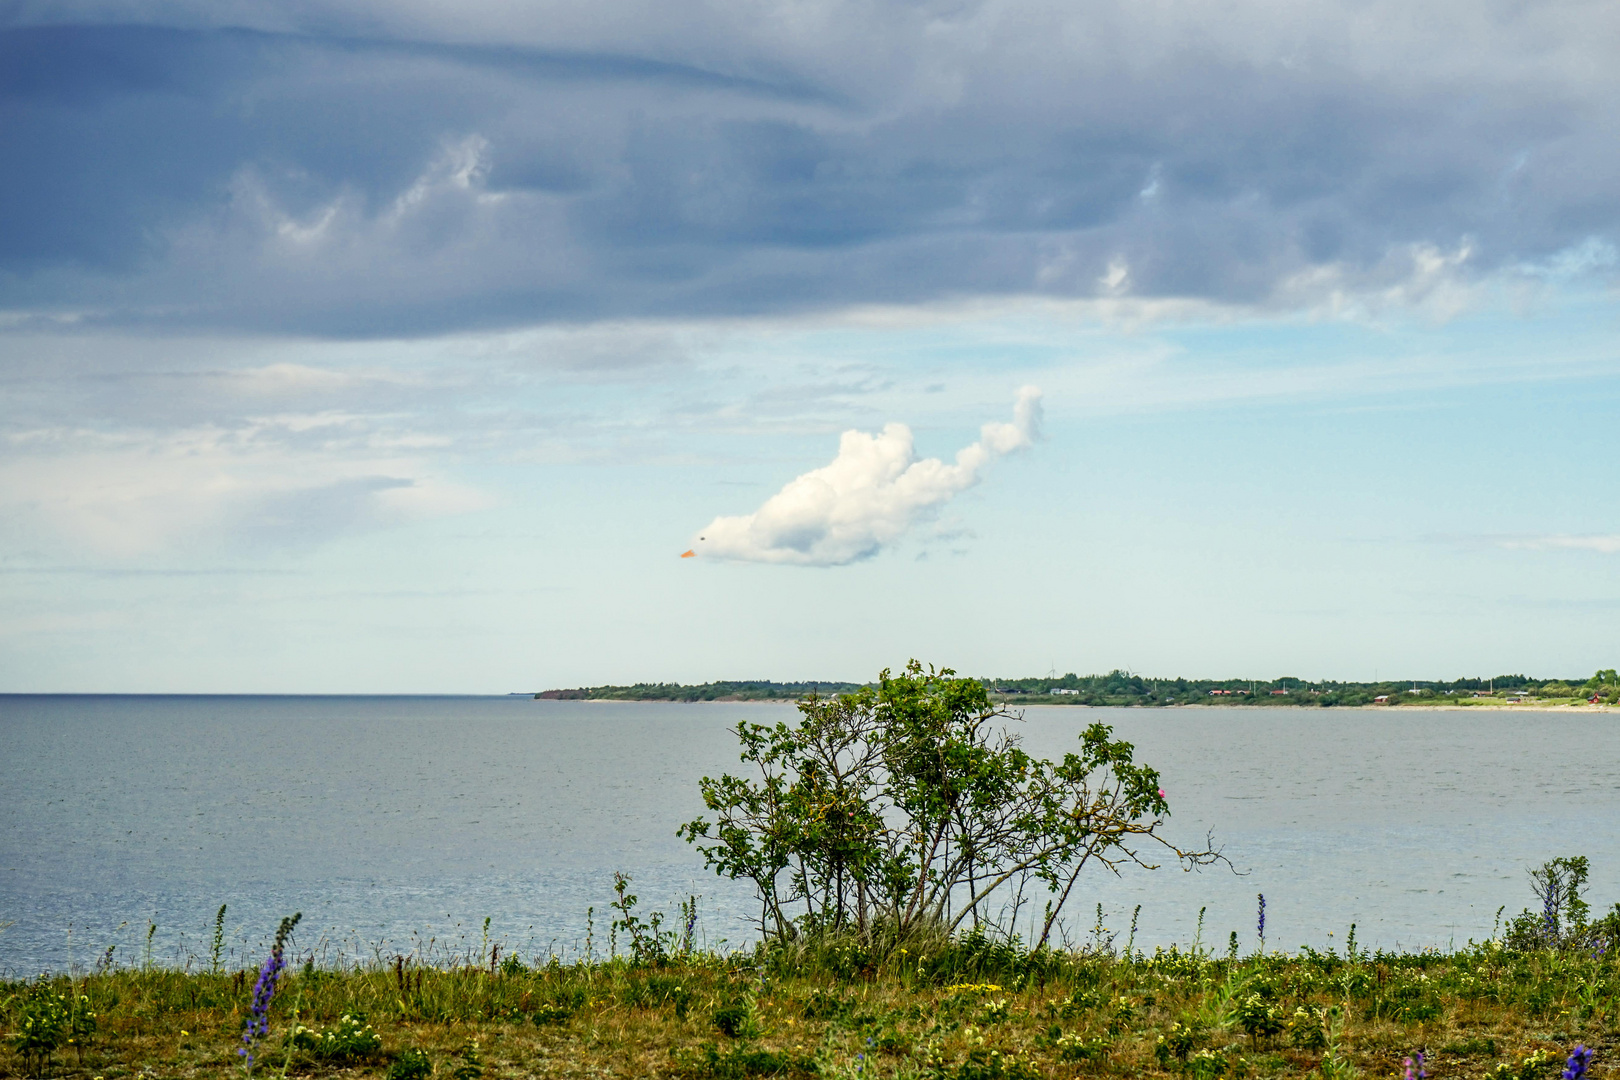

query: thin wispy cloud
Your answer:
[1495,535,1620,554]
[0,421,493,557]
[691,386,1041,566]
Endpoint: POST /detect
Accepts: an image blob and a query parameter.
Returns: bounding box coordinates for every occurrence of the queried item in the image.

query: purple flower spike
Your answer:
[239,913,301,1073]
[1563,1045,1594,1080]
[1403,1052,1427,1080]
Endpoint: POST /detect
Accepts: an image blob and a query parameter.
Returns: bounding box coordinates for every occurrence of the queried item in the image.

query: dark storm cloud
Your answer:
[1,2,1616,334]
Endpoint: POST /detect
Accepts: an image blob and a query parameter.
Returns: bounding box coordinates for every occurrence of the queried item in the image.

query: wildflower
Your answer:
[238,912,301,1072]
[1404,1051,1427,1080]
[1563,1045,1594,1080]
[1256,893,1266,951]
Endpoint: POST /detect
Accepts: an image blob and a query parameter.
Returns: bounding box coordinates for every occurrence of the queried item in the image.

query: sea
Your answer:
[2,695,1616,974]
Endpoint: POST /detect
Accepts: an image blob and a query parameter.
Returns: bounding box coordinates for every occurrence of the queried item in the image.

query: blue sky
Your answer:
[2,0,1618,691]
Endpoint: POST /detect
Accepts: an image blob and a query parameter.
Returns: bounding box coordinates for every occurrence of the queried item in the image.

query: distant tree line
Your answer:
[991,669,1620,707]
[535,680,865,702]
[537,669,1620,706]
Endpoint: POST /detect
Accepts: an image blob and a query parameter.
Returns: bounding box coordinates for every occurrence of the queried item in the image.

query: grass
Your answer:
[2,933,1617,1078]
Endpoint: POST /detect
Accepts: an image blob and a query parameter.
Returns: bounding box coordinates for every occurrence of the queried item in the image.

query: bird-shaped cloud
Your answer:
[691,387,1043,566]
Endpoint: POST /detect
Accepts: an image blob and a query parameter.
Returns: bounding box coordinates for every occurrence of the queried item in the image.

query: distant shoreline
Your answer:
[532,695,1619,711]
[533,670,1620,708]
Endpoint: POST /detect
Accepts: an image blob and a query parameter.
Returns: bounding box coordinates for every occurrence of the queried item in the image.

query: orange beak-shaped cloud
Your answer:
[680,549,696,558]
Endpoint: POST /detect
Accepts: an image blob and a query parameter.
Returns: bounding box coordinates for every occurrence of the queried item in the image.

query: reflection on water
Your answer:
[2,695,1616,972]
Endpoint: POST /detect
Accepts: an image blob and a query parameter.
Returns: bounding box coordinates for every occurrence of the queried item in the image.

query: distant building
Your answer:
[1049,688,1079,695]
[1373,695,1391,704]
[1270,689,1287,695]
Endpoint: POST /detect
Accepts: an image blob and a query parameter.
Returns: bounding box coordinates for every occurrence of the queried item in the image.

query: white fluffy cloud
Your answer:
[693,387,1042,566]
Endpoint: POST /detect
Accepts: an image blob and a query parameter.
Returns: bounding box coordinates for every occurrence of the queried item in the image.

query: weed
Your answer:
[1233,992,1282,1041]
[1439,1035,1499,1057]
[802,988,850,1020]
[611,871,680,964]
[713,994,760,1039]
[1489,1048,1556,1080]
[673,1042,815,1078]
[1286,1005,1326,1049]
[1153,1020,1200,1065]
[531,984,586,1025]
[1186,1047,1230,1079]
[211,904,228,976]
[450,1038,484,1080]
[7,980,69,1078]
[286,1012,384,1062]
[1053,1031,1108,1061]
[386,1047,434,1079]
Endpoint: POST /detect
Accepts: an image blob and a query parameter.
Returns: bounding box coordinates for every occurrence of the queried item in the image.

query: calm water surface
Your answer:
[2,695,1617,973]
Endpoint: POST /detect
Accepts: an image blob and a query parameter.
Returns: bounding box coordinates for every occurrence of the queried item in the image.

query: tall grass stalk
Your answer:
[211,905,228,976]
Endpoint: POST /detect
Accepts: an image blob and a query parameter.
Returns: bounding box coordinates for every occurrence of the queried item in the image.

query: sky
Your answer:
[2,0,1618,692]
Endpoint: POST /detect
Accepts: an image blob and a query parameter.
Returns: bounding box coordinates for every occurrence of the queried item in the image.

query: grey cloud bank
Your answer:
[2,0,1617,334]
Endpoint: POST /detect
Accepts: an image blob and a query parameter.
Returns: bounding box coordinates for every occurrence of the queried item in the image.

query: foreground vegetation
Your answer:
[535,670,1620,707]
[5,929,1617,1078]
